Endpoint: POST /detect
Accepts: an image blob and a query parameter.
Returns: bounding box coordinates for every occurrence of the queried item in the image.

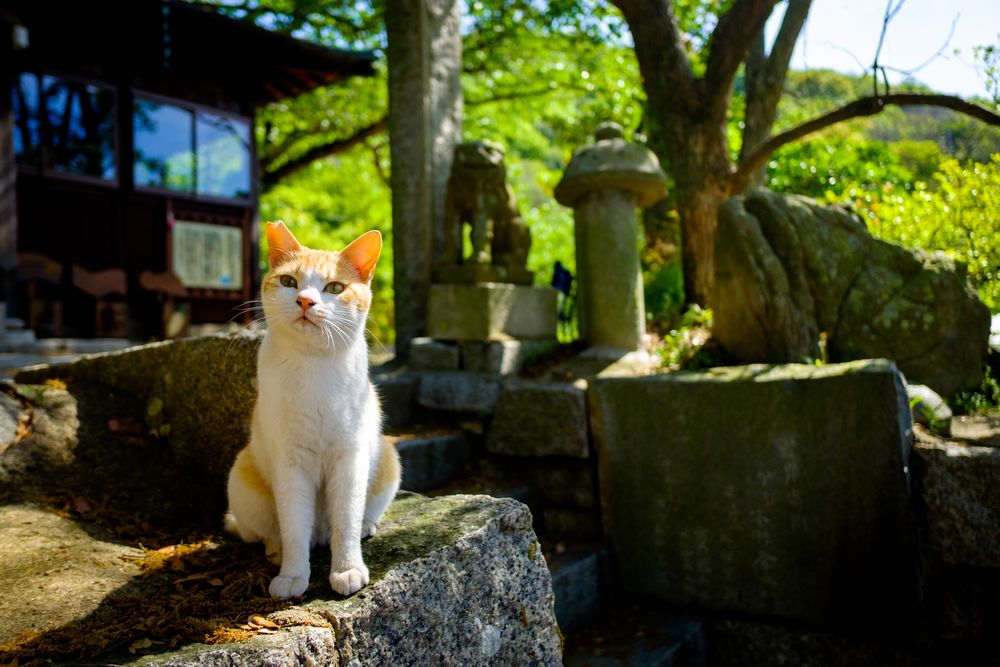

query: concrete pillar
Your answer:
[386,0,463,356]
[554,123,666,351]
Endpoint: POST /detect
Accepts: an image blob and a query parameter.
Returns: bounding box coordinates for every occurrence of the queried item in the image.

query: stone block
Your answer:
[483,457,597,509]
[374,372,418,428]
[460,339,557,375]
[427,283,558,341]
[16,332,261,482]
[393,430,473,492]
[589,359,915,627]
[912,439,1000,567]
[416,371,501,414]
[549,549,607,634]
[409,337,460,370]
[487,381,590,458]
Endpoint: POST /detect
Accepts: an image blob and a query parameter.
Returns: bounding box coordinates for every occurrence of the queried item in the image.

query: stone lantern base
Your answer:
[427,283,558,341]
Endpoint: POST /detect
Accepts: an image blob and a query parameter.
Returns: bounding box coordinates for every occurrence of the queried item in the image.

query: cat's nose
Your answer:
[296,295,316,312]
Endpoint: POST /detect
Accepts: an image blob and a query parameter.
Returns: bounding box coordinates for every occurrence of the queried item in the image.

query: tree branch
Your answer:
[702,0,778,116]
[610,0,696,107]
[740,0,812,168]
[735,93,1000,189]
[261,117,388,188]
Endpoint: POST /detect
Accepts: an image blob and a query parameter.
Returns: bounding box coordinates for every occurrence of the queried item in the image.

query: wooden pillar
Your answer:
[0,17,18,309]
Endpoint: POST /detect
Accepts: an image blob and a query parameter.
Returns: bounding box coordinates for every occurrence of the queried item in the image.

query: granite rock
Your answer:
[713,189,990,397]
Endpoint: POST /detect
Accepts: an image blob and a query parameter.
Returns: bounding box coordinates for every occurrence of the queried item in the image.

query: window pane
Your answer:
[196,112,251,199]
[12,72,40,165]
[134,99,194,192]
[42,75,116,179]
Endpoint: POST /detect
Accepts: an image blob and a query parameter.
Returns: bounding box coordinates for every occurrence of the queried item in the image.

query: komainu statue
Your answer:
[436,140,533,285]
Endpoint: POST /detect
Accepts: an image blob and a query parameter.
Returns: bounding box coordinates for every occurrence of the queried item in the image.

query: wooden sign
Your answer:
[171,220,243,290]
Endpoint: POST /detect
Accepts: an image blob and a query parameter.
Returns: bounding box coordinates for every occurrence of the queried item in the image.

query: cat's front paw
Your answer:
[269,574,309,599]
[329,565,369,596]
[361,519,377,539]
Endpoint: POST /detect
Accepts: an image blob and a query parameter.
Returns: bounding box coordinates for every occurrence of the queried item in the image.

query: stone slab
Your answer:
[563,603,705,667]
[589,359,915,628]
[416,371,502,415]
[483,456,598,509]
[409,337,461,371]
[393,431,473,492]
[912,438,1000,568]
[487,381,590,458]
[427,283,558,341]
[460,339,558,375]
[373,372,418,429]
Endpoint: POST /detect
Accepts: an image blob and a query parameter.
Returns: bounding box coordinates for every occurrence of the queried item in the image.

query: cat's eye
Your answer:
[324,281,346,295]
[279,275,297,288]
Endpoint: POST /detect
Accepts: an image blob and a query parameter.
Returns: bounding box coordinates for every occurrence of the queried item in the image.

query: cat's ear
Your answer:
[266,221,303,268]
[341,230,382,283]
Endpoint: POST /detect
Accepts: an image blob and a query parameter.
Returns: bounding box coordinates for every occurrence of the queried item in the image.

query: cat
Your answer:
[225,221,400,599]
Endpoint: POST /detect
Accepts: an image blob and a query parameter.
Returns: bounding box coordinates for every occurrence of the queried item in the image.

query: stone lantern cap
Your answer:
[554,122,667,208]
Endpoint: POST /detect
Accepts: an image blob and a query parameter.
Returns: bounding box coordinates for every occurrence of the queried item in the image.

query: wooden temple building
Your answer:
[0,0,375,338]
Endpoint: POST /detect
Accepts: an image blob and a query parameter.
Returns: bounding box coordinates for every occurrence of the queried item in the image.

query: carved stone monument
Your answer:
[426,141,557,343]
[435,140,533,285]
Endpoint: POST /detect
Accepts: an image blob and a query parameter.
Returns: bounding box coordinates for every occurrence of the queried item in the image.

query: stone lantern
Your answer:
[554,122,667,352]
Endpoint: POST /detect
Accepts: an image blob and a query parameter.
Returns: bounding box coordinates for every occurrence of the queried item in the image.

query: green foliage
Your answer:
[766,134,923,199]
[953,365,1000,416]
[653,305,714,371]
[644,261,685,330]
[972,35,1000,106]
[861,155,1000,312]
[258,145,395,349]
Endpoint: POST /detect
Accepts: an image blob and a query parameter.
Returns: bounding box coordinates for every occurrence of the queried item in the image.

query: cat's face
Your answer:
[261,222,381,352]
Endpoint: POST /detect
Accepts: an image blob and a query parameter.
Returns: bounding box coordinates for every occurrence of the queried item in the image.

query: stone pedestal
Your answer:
[427,283,557,341]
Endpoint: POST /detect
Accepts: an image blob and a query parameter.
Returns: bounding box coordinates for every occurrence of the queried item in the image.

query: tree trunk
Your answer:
[648,112,735,305]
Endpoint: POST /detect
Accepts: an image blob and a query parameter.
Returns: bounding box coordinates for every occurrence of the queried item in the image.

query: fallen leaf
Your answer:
[44,378,67,390]
[129,638,152,654]
[207,578,224,587]
[248,614,278,629]
[257,627,278,635]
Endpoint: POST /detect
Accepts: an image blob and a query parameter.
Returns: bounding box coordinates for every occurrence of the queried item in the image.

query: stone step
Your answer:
[388,428,476,493]
[548,546,608,634]
[373,371,418,428]
[562,602,706,667]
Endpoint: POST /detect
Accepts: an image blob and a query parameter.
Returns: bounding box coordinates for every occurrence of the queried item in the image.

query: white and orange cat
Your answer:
[225,221,400,599]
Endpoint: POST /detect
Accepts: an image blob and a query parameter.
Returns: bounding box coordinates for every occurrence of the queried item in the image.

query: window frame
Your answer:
[13,68,121,189]
[132,89,256,206]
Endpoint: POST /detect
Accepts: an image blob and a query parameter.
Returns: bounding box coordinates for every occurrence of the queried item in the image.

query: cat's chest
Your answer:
[257,355,364,446]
